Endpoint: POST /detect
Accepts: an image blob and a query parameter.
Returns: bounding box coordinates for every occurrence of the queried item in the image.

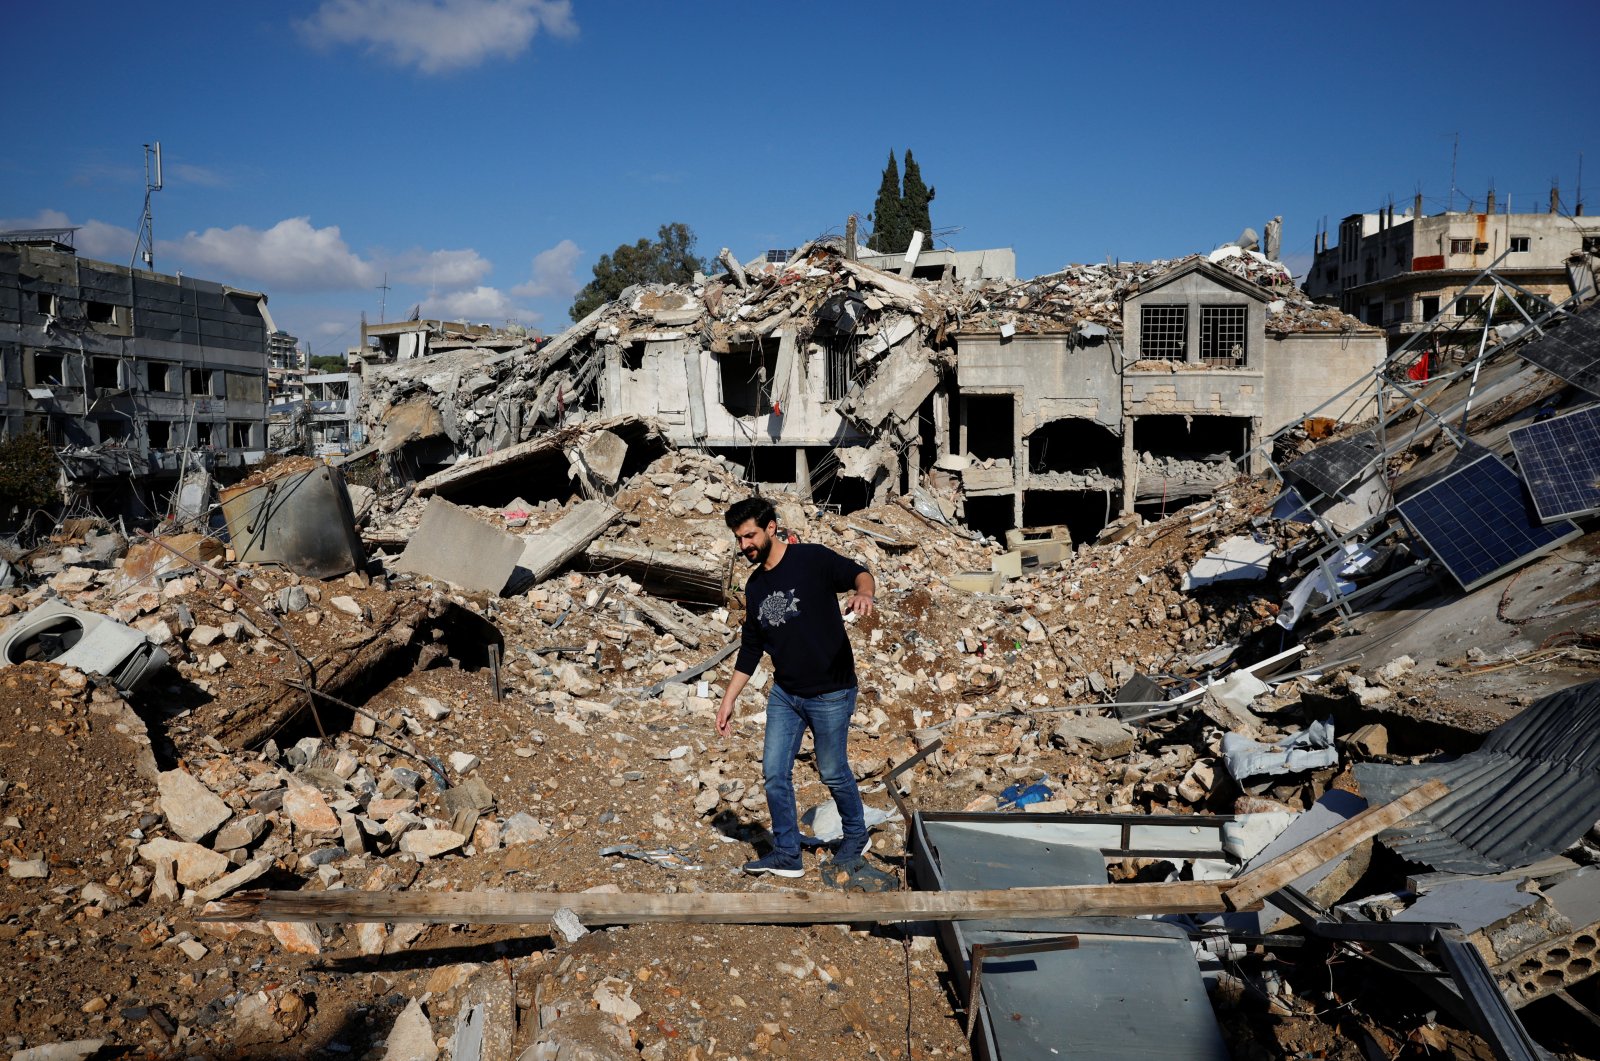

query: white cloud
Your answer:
[171,216,379,292]
[395,247,493,289]
[511,238,581,299]
[169,162,228,188]
[0,209,137,264]
[423,285,537,324]
[299,0,577,74]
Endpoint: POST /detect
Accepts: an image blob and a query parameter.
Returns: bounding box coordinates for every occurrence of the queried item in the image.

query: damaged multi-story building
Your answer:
[355,235,1384,542]
[1306,189,1600,358]
[0,226,272,515]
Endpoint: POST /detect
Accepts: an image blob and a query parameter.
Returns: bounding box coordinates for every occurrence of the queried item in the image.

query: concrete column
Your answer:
[1014,394,1026,528]
[1120,414,1137,514]
[794,447,812,500]
[1246,418,1265,475]
[933,388,950,458]
[957,395,969,455]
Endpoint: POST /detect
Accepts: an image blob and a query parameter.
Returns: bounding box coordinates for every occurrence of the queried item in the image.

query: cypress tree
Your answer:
[901,149,934,250]
[867,151,904,254]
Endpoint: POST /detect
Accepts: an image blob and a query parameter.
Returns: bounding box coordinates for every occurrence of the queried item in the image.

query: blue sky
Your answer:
[4,0,1595,355]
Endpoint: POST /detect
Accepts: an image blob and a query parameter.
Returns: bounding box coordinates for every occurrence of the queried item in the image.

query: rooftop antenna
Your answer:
[1448,132,1459,212]
[132,141,162,271]
[377,272,391,323]
[1578,152,1586,216]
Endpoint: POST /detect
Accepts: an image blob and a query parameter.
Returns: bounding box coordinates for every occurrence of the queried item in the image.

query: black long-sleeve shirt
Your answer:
[733,543,867,697]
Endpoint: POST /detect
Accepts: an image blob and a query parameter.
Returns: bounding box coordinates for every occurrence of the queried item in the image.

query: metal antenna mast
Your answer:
[377,272,391,323]
[132,142,163,271]
[1448,132,1459,212]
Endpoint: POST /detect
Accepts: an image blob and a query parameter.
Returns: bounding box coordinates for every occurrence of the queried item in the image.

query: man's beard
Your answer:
[742,539,771,565]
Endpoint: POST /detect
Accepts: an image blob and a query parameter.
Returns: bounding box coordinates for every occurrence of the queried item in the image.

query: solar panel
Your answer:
[1509,405,1600,523]
[1396,453,1582,592]
[1517,299,1600,397]
[1284,431,1382,498]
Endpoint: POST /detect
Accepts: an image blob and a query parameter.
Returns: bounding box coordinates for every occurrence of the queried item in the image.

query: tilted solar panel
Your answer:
[1395,453,1581,592]
[1509,404,1600,523]
[1517,299,1600,397]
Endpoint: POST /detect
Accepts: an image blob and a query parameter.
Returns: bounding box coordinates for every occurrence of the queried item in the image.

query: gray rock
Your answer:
[551,906,587,943]
[1050,714,1138,761]
[383,998,438,1061]
[157,769,232,843]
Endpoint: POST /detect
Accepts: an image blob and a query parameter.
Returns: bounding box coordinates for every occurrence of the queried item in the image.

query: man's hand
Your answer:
[716,696,735,736]
[845,592,875,618]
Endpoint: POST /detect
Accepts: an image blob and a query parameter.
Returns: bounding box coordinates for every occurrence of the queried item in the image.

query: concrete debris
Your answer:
[394,497,526,596]
[0,278,1592,1061]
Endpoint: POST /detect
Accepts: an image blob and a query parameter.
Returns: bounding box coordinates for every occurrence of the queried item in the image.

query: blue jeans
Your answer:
[762,684,866,858]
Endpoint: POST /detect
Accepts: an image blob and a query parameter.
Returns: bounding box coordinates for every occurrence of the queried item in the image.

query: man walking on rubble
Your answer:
[717,496,875,877]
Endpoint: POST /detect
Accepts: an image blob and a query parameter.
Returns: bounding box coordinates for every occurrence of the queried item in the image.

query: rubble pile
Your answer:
[962,247,1368,337]
[356,245,953,462]
[3,295,1600,1058]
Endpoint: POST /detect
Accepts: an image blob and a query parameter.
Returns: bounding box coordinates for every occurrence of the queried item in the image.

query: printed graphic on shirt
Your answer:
[758,588,801,628]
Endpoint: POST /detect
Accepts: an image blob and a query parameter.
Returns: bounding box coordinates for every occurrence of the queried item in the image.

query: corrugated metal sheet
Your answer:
[1356,680,1600,874]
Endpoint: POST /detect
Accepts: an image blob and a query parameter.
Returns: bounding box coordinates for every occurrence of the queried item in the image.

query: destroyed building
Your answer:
[1,255,1598,1059]
[0,226,273,514]
[356,239,1383,543]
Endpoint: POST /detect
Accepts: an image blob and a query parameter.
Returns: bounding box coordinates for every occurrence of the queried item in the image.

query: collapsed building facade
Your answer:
[356,239,1386,541]
[0,227,273,515]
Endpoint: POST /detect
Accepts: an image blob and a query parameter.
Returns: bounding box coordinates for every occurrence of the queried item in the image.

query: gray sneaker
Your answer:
[742,851,804,878]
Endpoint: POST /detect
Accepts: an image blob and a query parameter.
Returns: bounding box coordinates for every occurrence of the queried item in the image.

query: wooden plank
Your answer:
[1225,779,1449,911]
[204,879,1239,927]
[1408,856,1577,896]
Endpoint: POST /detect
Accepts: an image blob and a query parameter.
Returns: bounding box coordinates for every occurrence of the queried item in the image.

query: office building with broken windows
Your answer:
[0,227,273,515]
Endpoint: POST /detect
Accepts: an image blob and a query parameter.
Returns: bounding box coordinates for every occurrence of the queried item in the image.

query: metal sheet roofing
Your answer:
[1355,679,1600,874]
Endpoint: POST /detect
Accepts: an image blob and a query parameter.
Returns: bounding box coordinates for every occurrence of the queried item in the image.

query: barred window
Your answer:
[1199,306,1247,366]
[1139,305,1187,361]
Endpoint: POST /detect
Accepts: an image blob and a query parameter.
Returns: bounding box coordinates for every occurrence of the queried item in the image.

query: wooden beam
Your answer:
[205,880,1242,928]
[1225,779,1449,911]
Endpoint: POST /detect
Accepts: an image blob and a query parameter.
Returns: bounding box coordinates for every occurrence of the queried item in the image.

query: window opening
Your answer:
[92,357,120,391]
[824,332,862,401]
[1199,306,1246,366]
[1138,305,1187,361]
[32,352,65,385]
[230,422,253,448]
[1509,236,1530,253]
[148,421,171,448]
[195,422,214,446]
[1449,238,1472,254]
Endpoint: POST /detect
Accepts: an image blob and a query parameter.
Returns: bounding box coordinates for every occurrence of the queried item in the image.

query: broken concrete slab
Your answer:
[1049,714,1138,761]
[411,414,661,503]
[395,497,526,596]
[1181,536,1275,590]
[507,500,619,593]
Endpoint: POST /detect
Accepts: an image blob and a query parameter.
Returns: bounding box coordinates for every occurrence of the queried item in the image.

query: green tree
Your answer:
[867,151,905,254]
[569,222,706,322]
[901,149,935,250]
[308,354,346,373]
[0,432,60,514]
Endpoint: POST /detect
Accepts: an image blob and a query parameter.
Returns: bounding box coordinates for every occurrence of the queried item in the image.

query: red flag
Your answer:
[1407,352,1430,382]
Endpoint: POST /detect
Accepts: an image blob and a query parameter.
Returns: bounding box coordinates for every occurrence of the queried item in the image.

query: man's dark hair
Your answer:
[725,496,777,531]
